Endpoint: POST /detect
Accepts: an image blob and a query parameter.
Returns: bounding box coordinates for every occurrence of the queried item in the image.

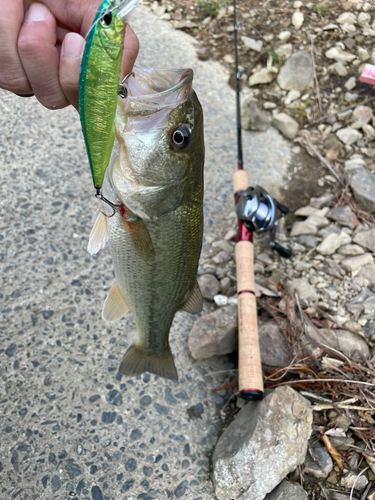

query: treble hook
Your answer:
[118,71,135,99]
[95,190,121,218]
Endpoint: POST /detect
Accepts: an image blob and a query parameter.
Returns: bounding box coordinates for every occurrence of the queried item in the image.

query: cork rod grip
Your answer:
[235,241,264,395]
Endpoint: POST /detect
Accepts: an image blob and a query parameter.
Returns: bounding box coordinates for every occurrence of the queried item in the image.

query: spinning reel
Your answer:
[235,186,292,258]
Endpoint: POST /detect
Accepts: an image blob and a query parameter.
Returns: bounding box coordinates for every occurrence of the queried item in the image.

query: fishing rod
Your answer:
[231,0,291,401]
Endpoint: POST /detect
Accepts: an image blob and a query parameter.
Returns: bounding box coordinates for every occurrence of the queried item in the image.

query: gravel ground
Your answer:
[0,5,292,500]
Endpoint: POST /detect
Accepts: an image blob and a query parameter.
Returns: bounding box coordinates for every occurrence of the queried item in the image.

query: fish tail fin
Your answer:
[119,344,178,381]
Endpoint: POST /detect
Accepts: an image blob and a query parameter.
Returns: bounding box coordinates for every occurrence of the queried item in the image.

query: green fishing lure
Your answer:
[79,0,138,191]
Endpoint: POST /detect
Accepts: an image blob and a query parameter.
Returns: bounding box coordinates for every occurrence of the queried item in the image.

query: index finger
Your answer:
[0,0,32,94]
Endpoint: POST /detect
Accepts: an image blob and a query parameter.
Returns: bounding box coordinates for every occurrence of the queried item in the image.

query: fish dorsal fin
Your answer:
[88,203,108,255]
[102,281,130,322]
[180,281,203,314]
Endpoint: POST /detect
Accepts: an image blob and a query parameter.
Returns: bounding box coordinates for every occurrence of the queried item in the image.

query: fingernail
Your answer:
[61,33,85,58]
[26,3,49,22]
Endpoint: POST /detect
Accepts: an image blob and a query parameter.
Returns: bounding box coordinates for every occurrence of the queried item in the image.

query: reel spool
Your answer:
[235,186,292,258]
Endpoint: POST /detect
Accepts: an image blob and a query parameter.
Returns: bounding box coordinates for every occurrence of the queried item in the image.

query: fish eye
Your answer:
[101,11,112,26]
[171,125,190,150]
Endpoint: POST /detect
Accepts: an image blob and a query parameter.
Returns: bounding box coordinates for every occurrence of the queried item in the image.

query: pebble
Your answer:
[358,12,371,26]
[249,67,278,86]
[241,36,263,52]
[323,23,339,31]
[291,220,318,236]
[344,76,356,90]
[106,390,122,406]
[304,440,333,479]
[349,167,375,213]
[286,278,319,301]
[277,51,313,92]
[241,96,270,131]
[353,105,373,124]
[258,321,290,367]
[275,43,293,59]
[272,113,300,139]
[337,12,357,24]
[278,30,291,41]
[198,274,220,300]
[338,244,365,255]
[292,10,304,30]
[285,89,301,105]
[328,206,357,228]
[316,231,351,255]
[328,62,348,76]
[336,127,362,145]
[325,47,356,63]
[265,480,307,500]
[340,471,368,490]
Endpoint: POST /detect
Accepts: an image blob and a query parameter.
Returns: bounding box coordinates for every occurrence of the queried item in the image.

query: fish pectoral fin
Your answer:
[102,281,130,322]
[119,343,178,381]
[123,217,155,256]
[180,281,203,314]
[88,203,108,255]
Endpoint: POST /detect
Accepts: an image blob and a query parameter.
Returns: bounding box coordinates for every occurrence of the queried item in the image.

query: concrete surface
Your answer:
[0,5,291,500]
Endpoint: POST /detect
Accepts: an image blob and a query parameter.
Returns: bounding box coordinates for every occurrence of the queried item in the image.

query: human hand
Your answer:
[0,0,139,110]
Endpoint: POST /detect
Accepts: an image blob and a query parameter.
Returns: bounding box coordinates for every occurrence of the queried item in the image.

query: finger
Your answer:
[0,0,32,94]
[121,23,139,80]
[18,2,69,109]
[60,33,85,110]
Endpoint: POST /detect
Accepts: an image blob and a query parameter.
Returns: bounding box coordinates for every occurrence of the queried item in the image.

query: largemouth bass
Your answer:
[79,0,138,190]
[88,67,204,380]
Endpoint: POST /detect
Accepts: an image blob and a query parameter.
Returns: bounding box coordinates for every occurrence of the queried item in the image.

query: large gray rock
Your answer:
[327,206,358,229]
[241,96,270,131]
[188,305,238,359]
[212,386,313,500]
[258,321,290,367]
[277,51,313,92]
[301,324,370,359]
[264,480,307,500]
[349,167,375,213]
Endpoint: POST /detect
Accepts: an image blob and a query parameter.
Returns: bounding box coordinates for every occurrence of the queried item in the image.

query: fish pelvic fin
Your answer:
[102,281,130,322]
[88,203,108,255]
[180,281,203,314]
[119,344,178,381]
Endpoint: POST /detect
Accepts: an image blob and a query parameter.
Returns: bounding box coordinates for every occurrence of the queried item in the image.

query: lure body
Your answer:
[79,0,133,190]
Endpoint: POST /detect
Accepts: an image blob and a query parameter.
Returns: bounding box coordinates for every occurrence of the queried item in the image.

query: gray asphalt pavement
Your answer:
[0,5,290,500]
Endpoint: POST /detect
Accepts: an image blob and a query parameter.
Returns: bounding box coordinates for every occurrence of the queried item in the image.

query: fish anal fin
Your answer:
[180,281,203,314]
[88,203,108,255]
[122,217,154,256]
[102,281,130,322]
[119,344,178,381]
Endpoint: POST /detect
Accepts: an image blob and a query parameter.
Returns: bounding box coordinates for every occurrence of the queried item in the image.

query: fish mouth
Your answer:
[118,67,193,117]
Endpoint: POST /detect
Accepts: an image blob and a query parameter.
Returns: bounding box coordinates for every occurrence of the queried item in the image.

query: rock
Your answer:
[357,264,375,286]
[325,47,356,63]
[258,321,290,367]
[291,220,318,236]
[328,206,358,228]
[196,46,211,61]
[249,67,278,86]
[345,92,359,103]
[212,250,230,265]
[264,480,307,500]
[272,113,299,139]
[275,44,293,60]
[347,287,375,317]
[344,156,366,171]
[212,387,312,500]
[304,440,333,479]
[344,76,356,90]
[277,51,313,92]
[301,324,370,359]
[287,278,318,302]
[340,471,368,490]
[337,12,357,24]
[198,274,220,300]
[292,10,304,29]
[278,31,291,41]
[363,124,375,140]
[285,89,301,105]
[323,23,339,31]
[337,109,353,120]
[263,101,277,110]
[358,47,370,62]
[338,244,365,255]
[353,105,373,124]
[316,231,351,255]
[336,128,362,145]
[342,253,374,273]
[342,23,356,34]
[188,305,237,359]
[151,2,166,16]
[295,206,318,217]
[358,12,371,26]
[328,62,349,76]
[349,167,375,213]
[353,228,375,253]
[220,277,231,295]
[212,239,234,254]
[296,235,321,248]
[241,96,270,131]
[241,36,263,52]
[310,193,335,208]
